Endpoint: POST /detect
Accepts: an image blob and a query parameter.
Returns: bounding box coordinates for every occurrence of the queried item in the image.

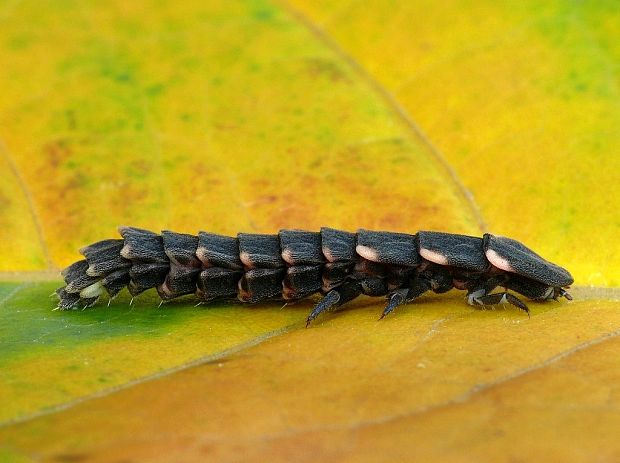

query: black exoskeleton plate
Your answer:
[356,229,419,266]
[196,232,243,270]
[320,227,356,262]
[418,231,487,271]
[484,234,574,286]
[238,233,284,269]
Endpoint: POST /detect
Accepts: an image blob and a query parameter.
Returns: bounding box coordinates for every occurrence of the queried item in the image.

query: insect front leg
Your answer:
[466,276,529,316]
[469,292,530,315]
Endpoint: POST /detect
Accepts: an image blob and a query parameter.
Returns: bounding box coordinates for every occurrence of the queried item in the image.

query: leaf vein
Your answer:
[277,0,488,233]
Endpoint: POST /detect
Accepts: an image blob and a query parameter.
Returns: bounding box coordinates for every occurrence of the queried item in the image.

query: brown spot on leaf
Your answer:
[304,57,350,83]
[43,138,71,169]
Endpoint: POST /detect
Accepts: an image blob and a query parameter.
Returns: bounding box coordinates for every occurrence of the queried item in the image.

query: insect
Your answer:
[56,227,574,324]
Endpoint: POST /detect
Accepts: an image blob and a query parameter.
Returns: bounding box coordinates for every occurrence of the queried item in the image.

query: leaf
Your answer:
[0,0,618,462]
[0,0,477,272]
[0,281,302,423]
[287,0,620,287]
[0,0,472,428]
[2,293,620,461]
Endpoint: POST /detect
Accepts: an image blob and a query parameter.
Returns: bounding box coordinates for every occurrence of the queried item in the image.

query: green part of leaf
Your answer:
[0,281,304,424]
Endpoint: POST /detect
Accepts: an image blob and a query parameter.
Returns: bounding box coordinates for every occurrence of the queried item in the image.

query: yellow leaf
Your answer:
[288,0,620,286]
[0,0,478,272]
[0,0,474,427]
[2,296,620,461]
[0,0,618,461]
[0,281,303,423]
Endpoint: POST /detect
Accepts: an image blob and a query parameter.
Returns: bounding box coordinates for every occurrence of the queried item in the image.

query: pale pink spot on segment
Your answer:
[120,245,131,259]
[486,249,515,273]
[356,245,379,262]
[322,246,335,262]
[281,249,294,265]
[157,280,174,298]
[240,251,254,269]
[195,247,211,267]
[419,248,449,265]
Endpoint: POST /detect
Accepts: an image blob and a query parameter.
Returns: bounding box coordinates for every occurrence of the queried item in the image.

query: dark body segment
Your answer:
[55,288,81,310]
[62,259,100,293]
[483,234,574,286]
[119,227,169,296]
[238,233,284,269]
[197,267,242,301]
[321,262,353,291]
[283,265,323,300]
[319,227,357,295]
[418,231,487,271]
[238,268,286,303]
[55,227,574,324]
[128,263,169,296]
[279,230,324,265]
[79,239,130,277]
[119,227,167,262]
[196,232,243,270]
[504,274,557,300]
[320,227,356,262]
[356,229,419,266]
[101,269,131,298]
[159,231,202,300]
[162,231,200,267]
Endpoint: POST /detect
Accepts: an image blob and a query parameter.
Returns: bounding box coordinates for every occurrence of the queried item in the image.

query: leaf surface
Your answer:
[2,293,620,462]
[0,0,472,427]
[0,0,477,272]
[0,0,618,462]
[289,0,620,286]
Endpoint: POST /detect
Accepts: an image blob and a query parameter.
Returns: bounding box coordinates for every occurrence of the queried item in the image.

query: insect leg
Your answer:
[380,289,409,320]
[380,277,432,319]
[556,288,573,301]
[464,275,502,303]
[469,292,530,316]
[306,282,362,327]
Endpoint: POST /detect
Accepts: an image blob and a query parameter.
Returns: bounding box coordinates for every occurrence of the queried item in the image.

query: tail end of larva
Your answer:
[57,238,133,310]
[56,228,175,310]
[56,275,108,310]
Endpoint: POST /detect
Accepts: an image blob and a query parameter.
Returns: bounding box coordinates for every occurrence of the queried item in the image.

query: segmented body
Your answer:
[56,227,573,323]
